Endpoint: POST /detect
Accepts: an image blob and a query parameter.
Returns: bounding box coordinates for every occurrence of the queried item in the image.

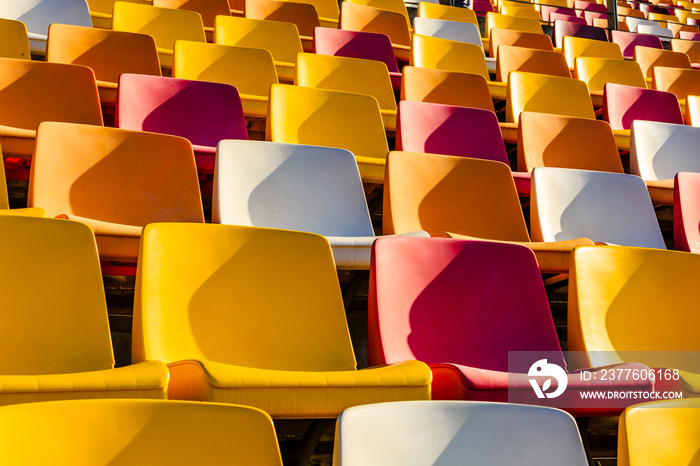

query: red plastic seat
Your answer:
[603,82,683,131]
[611,30,663,60]
[550,12,586,24]
[674,172,700,253]
[313,27,401,90]
[368,237,653,416]
[115,73,248,174]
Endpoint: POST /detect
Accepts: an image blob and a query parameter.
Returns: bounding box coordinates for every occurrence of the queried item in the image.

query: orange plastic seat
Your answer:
[28,122,204,265]
[340,2,411,62]
[245,0,319,52]
[489,28,554,59]
[132,223,432,417]
[348,0,410,20]
[671,38,700,66]
[562,36,624,70]
[495,46,570,82]
[574,57,647,107]
[674,171,700,253]
[86,0,142,28]
[0,216,168,405]
[153,0,231,41]
[288,0,340,28]
[383,151,594,273]
[0,18,30,60]
[484,12,543,39]
[652,66,700,111]
[634,47,692,79]
[400,66,495,112]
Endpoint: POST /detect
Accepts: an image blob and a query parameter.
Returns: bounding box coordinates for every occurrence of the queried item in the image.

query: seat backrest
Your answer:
[340,2,411,48]
[383,151,530,241]
[496,46,570,82]
[562,36,623,69]
[547,10,583,24]
[295,52,395,112]
[611,30,663,59]
[313,27,399,73]
[29,122,204,225]
[630,120,700,181]
[489,28,553,59]
[417,1,478,25]
[517,111,623,173]
[500,6,540,20]
[0,399,283,466]
[603,82,683,130]
[687,95,700,126]
[213,140,373,237]
[116,74,247,148]
[400,66,495,112]
[348,0,409,19]
[625,16,660,33]
[413,17,481,47]
[674,171,700,253]
[214,16,302,65]
[671,38,700,64]
[411,34,488,79]
[484,12,543,39]
[574,57,646,93]
[152,0,231,29]
[530,167,666,248]
[0,58,102,131]
[636,24,674,38]
[133,223,356,371]
[0,216,114,374]
[112,1,206,53]
[368,237,563,370]
[618,400,700,466]
[267,83,388,165]
[335,401,587,466]
[47,24,161,84]
[396,101,508,165]
[245,0,320,37]
[634,47,692,78]
[0,18,30,59]
[290,0,339,23]
[506,71,595,123]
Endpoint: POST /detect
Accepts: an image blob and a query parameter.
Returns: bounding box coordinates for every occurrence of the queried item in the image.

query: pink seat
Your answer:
[674,172,700,253]
[541,6,577,22]
[574,0,607,14]
[603,82,683,130]
[611,30,663,59]
[396,101,530,195]
[679,31,700,40]
[368,237,654,416]
[116,74,248,174]
[553,20,607,47]
[583,10,607,26]
[472,0,494,17]
[313,27,401,90]
[549,12,586,24]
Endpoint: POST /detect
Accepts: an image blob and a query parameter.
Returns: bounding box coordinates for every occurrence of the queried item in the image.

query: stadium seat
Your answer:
[488,27,554,59]
[547,10,584,24]
[574,57,646,107]
[28,122,204,265]
[153,0,231,41]
[383,152,594,273]
[112,2,206,71]
[637,24,674,38]
[400,66,495,112]
[213,140,427,269]
[267,84,388,184]
[634,47,692,79]
[618,399,700,466]
[611,30,663,60]
[368,236,651,413]
[340,2,411,62]
[625,16,661,33]
[530,167,666,248]
[289,0,340,28]
[333,401,589,466]
[674,171,700,253]
[495,46,570,82]
[484,12,543,39]
[0,216,168,404]
[652,66,700,111]
[0,18,30,59]
[671,38,700,66]
[86,0,140,28]
[562,36,624,70]
[413,17,482,46]
[500,6,540,21]
[214,16,302,83]
[347,0,409,20]
[295,53,396,131]
[417,1,479,26]
[0,399,283,465]
[133,223,432,417]
[686,95,700,126]
[116,74,247,175]
[172,40,277,120]
[245,0,319,52]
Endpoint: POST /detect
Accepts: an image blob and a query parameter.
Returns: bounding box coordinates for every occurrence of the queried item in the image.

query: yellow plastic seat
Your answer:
[214,16,302,83]
[574,57,647,107]
[634,47,692,79]
[112,1,206,71]
[618,399,700,466]
[153,0,231,41]
[267,84,388,184]
[28,122,204,264]
[648,12,676,26]
[687,95,700,126]
[86,0,141,28]
[0,399,283,465]
[286,0,340,28]
[46,24,161,108]
[0,18,30,60]
[348,0,409,20]
[417,2,479,26]
[296,52,396,131]
[495,46,570,82]
[489,27,554,59]
[500,5,541,20]
[400,66,496,112]
[652,66,700,111]
[245,0,319,52]
[0,216,168,405]
[173,40,277,119]
[517,111,624,173]
[484,12,543,39]
[568,246,700,395]
[133,223,431,418]
[671,38,700,65]
[562,36,624,70]
[0,58,102,159]
[383,151,594,273]
[340,2,411,62]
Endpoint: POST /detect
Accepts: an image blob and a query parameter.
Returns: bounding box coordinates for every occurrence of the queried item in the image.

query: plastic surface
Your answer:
[603,82,683,130]
[413,17,481,47]
[116,73,247,173]
[574,57,646,95]
[674,172,700,253]
[267,84,388,183]
[562,36,623,69]
[313,27,399,77]
[484,12,542,38]
[153,0,230,29]
[28,122,204,262]
[611,30,663,59]
[489,28,553,59]
[0,18,30,59]
[631,121,700,185]
[245,0,319,46]
[671,38,700,64]
[400,66,495,111]
[0,216,167,402]
[411,34,488,79]
[133,223,431,417]
[340,2,411,61]
[0,399,283,465]
[496,46,570,82]
[652,66,700,106]
[417,2,478,25]
[634,47,691,78]
[334,401,588,466]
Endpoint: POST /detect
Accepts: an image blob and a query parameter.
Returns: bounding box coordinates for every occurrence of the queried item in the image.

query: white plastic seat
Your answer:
[636,24,673,38]
[0,0,92,55]
[531,167,666,248]
[625,17,659,33]
[213,140,428,269]
[333,400,589,466]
